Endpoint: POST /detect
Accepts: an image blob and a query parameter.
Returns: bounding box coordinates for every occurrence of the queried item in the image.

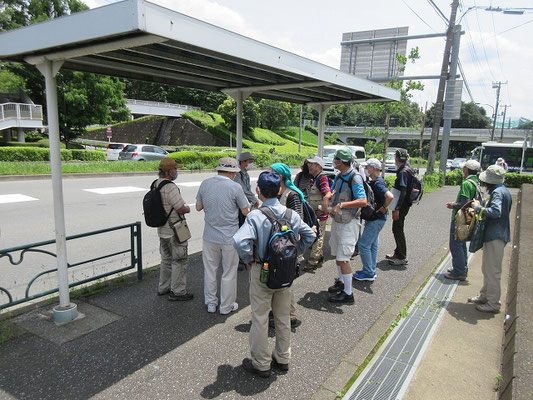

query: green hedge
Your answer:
[0,147,105,162]
[504,172,533,188]
[168,150,305,169]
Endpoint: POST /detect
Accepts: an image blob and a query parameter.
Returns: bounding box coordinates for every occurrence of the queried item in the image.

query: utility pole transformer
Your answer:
[427,0,460,173]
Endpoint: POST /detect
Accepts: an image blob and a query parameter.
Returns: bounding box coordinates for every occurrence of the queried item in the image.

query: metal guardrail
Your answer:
[0,222,142,310]
[125,99,200,111]
[0,102,43,122]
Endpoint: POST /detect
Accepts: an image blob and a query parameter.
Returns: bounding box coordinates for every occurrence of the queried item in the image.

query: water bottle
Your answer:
[318,205,333,212]
[260,263,269,284]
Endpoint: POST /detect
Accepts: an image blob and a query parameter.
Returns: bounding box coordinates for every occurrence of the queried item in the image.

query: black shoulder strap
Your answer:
[260,206,292,225]
[155,179,173,190]
[338,171,357,199]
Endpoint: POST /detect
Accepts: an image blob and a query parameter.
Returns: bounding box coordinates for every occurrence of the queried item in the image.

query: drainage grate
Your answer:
[344,254,461,400]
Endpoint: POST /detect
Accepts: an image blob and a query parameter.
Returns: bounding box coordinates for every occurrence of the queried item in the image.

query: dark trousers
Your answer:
[392,205,410,260]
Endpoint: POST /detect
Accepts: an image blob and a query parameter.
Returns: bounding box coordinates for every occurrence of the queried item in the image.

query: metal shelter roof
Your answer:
[0,0,399,105]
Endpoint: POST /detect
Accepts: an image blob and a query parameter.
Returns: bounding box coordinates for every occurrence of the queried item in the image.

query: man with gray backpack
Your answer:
[233,171,315,378]
[444,159,483,280]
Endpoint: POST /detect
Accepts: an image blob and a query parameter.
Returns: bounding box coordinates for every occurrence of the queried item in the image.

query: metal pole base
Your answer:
[53,303,78,324]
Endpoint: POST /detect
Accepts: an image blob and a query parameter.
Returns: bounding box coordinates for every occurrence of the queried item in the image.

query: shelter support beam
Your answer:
[225,90,251,159]
[35,60,78,323]
[310,104,329,157]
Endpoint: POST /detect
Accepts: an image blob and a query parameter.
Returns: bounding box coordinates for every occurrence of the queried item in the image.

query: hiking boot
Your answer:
[302,263,317,272]
[468,295,488,304]
[220,302,239,315]
[444,272,467,281]
[157,289,170,296]
[207,303,217,313]
[328,279,344,293]
[168,291,193,301]
[271,357,289,372]
[475,303,500,313]
[291,318,301,328]
[242,358,271,378]
[353,271,376,281]
[328,291,354,304]
[388,257,408,266]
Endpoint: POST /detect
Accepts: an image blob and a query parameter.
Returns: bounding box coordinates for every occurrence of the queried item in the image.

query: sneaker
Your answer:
[388,257,408,266]
[475,303,500,313]
[220,302,239,315]
[328,291,355,304]
[328,279,344,293]
[447,266,454,273]
[207,303,217,313]
[290,318,302,328]
[157,289,170,296]
[302,263,317,272]
[271,357,289,372]
[350,250,359,260]
[168,291,193,301]
[353,271,376,281]
[242,358,271,378]
[385,253,396,260]
[444,272,466,281]
[468,295,488,304]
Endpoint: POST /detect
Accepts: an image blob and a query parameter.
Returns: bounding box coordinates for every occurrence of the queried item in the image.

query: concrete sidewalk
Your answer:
[0,186,515,400]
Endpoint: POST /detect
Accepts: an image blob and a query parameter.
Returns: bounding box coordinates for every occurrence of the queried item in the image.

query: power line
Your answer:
[402,0,436,31]
[499,18,533,34]
[491,13,506,80]
[427,0,449,25]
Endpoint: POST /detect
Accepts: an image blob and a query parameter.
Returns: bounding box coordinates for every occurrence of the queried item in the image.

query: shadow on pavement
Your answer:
[0,252,251,400]
[201,363,277,398]
[446,301,498,325]
[376,259,407,272]
[297,291,351,314]
[352,279,374,294]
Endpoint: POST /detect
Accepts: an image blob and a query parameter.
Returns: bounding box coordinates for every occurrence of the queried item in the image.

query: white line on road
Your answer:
[178,176,257,187]
[83,186,147,195]
[0,194,39,204]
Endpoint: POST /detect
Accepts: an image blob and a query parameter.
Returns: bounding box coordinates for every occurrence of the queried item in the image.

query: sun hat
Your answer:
[159,157,182,171]
[307,155,324,168]
[479,165,506,185]
[334,148,353,163]
[361,158,382,170]
[257,171,281,193]
[238,152,255,162]
[215,157,240,172]
[464,159,481,171]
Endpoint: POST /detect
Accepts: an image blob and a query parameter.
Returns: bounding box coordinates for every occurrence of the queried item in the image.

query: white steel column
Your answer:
[17,128,25,142]
[235,91,243,158]
[310,104,328,157]
[36,59,78,323]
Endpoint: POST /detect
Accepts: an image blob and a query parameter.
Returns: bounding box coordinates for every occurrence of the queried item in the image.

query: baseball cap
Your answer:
[159,157,181,171]
[307,155,324,168]
[395,149,409,161]
[215,157,240,172]
[238,151,255,162]
[361,158,382,170]
[479,165,505,185]
[464,159,481,171]
[334,148,353,163]
[257,171,281,193]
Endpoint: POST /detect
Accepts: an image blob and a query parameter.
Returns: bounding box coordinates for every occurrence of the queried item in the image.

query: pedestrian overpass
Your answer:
[327,125,531,144]
[0,102,44,142]
[125,99,200,117]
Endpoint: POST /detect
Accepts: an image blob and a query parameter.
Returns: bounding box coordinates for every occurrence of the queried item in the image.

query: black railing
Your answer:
[0,222,142,310]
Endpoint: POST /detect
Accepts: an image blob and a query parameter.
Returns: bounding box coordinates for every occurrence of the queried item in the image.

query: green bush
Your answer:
[5,141,42,147]
[384,175,395,188]
[423,172,444,192]
[504,172,533,188]
[70,149,106,161]
[0,147,105,162]
[445,169,463,186]
[304,124,318,135]
[24,131,45,142]
[183,161,205,170]
[169,151,202,165]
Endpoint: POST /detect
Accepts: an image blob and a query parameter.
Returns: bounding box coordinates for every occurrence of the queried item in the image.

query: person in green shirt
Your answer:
[444,160,482,280]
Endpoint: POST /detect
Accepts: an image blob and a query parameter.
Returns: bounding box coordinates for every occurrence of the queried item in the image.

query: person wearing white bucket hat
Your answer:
[444,159,483,281]
[196,157,250,314]
[468,165,512,313]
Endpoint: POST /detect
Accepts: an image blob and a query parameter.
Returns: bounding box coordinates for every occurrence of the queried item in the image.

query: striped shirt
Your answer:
[197,175,250,244]
[311,174,331,221]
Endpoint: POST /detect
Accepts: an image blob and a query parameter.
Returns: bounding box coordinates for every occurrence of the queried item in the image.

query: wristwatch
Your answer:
[339,202,343,209]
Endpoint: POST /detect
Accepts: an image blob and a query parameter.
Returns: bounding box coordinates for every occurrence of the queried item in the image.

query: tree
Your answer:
[0,64,25,92]
[217,97,260,135]
[258,99,293,130]
[425,101,490,128]
[1,0,130,145]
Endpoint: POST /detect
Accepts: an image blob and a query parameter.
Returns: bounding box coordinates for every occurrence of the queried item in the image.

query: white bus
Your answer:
[479,141,533,173]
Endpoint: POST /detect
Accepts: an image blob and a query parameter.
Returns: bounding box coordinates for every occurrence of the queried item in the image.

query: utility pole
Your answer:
[491,81,502,141]
[427,0,460,173]
[500,104,509,141]
[418,102,428,171]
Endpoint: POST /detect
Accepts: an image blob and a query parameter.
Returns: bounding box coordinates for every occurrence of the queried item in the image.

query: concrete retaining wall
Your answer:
[500,184,533,399]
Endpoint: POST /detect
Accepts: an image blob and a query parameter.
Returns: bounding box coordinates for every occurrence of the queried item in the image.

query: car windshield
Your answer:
[323,149,338,158]
[108,144,124,150]
[453,158,466,163]
[123,145,137,152]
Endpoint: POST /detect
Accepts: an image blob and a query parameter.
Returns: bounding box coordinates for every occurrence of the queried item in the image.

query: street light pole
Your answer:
[500,105,510,141]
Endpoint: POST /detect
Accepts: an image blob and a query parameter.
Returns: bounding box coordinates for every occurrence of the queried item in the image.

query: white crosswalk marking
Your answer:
[179,176,257,187]
[83,186,146,195]
[0,194,39,204]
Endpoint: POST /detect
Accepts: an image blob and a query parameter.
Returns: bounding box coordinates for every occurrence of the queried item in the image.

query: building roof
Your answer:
[0,0,399,105]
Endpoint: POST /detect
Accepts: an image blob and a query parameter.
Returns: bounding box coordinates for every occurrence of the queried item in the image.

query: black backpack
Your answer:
[259,207,298,289]
[338,171,376,220]
[143,179,173,227]
[405,168,424,205]
[302,201,320,240]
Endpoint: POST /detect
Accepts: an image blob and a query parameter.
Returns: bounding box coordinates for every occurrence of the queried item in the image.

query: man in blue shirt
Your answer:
[353,158,393,281]
[233,171,315,377]
[327,148,367,303]
[387,149,412,266]
[469,165,512,313]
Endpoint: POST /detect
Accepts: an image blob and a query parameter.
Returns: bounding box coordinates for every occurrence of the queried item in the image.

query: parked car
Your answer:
[118,144,168,161]
[384,147,407,172]
[106,143,128,161]
[322,145,366,177]
[450,157,467,170]
[446,159,453,169]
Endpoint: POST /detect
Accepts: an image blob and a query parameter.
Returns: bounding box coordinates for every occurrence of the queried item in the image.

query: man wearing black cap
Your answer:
[234,151,260,210]
[233,171,315,378]
[387,149,412,266]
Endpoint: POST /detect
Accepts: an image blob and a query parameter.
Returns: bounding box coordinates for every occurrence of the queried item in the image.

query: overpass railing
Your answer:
[126,99,201,111]
[0,102,43,122]
[0,222,143,310]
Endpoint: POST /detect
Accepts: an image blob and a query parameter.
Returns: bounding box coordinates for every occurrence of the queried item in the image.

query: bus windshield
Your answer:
[481,143,533,173]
